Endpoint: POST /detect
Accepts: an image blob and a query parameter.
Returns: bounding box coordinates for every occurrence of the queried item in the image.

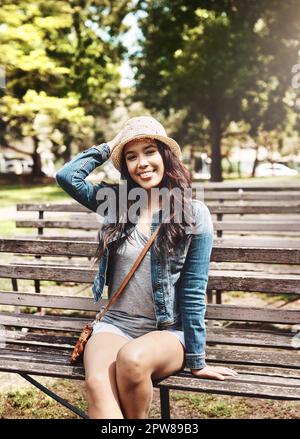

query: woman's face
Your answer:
[123,138,164,189]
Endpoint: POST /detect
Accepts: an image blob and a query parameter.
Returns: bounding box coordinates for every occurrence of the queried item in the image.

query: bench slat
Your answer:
[1,342,299,371]
[0,312,89,331]
[0,264,299,292]
[215,238,300,248]
[214,221,300,232]
[16,219,300,232]
[1,302,299,327]
[209,205,300,213]
[156,375,300,400]
[206,346,299,368]
[1,347,299,399]
[209,270,300,294]
[2,325,296,350]
[2,238,300,263]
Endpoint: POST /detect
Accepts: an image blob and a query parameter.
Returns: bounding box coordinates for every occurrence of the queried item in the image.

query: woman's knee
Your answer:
[116,345,148,384]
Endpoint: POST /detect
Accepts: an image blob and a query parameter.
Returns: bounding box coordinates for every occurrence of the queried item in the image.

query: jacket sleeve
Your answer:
[178,201,214,370]
[55,143,113,213]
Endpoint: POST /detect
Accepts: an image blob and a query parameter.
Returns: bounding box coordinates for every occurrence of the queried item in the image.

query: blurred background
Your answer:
[1,0,300,187]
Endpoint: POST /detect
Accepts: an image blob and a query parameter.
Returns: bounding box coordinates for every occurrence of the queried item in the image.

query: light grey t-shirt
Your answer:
[98,226,158,338]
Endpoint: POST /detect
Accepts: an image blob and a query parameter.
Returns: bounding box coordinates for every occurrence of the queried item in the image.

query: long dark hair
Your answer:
[93,140,194,264]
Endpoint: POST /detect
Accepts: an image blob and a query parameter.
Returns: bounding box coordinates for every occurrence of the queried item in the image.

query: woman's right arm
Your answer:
[55,142,114,213]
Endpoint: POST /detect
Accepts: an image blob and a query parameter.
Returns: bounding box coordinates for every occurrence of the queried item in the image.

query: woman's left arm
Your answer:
[178,201,238,380]
[178,202,213,370]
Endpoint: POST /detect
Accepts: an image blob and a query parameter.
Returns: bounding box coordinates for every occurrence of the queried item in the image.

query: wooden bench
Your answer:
[0,238,299,419]
[14,199,300,303]
[16,200,300,240]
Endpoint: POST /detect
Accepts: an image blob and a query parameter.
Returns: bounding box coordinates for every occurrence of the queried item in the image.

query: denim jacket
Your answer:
[55,143,214,370]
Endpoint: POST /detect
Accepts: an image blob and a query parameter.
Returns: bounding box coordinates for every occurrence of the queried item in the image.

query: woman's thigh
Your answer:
[117,330,185,381]
[84,331,130,379]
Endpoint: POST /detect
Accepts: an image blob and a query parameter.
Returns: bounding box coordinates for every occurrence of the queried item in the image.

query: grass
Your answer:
[0,183,68,208]
[0,380,299,419]
[0,380,87,419]
[0,221,16,237]
[0,182,69,236]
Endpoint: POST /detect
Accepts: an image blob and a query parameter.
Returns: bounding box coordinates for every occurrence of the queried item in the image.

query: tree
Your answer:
[0,0,134,175]
[131,0,300,181]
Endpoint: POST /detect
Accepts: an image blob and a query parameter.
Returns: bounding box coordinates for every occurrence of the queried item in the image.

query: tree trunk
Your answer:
[190,144,196,179]
[251,142,259,178]
[210,115,223,182]
[31,137,45,177]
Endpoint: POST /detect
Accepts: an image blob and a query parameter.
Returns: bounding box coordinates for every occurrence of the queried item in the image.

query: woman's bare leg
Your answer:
[115,331,185,419]
[84,331,130,419]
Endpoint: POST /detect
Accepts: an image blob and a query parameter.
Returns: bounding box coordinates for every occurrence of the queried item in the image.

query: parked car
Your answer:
[255,163,298,177]
[0,157,33,175]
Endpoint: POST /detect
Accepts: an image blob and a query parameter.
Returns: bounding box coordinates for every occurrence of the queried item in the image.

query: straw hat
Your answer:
[110,116,182,172]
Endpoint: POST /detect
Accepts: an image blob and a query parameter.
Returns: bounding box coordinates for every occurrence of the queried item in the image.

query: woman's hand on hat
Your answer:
[191,365,238,381]
[107,131,123,153]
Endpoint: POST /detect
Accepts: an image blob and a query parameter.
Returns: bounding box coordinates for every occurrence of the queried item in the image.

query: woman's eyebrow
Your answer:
[125,144,157,155]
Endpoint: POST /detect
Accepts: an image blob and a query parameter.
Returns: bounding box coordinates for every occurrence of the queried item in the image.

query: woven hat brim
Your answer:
[110,134,182,172]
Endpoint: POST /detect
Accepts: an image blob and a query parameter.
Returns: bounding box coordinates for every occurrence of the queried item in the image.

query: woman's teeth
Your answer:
[139,171,154,179]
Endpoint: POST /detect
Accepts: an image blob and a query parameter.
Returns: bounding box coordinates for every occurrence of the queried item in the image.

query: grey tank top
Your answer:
[98,225,158,338]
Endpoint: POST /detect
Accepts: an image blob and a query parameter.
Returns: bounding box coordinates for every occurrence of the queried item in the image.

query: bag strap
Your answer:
[93,224,161,324]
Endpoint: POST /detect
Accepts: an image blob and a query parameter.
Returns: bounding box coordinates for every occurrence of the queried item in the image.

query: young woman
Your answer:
[56,116,237,419]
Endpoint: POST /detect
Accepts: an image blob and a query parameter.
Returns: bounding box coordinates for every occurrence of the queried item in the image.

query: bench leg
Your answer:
[19,373,89,419]
[160,387,171,419]
[216,290,222,304]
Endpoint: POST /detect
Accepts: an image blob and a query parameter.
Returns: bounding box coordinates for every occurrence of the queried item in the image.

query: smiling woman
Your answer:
[55,115,237,420]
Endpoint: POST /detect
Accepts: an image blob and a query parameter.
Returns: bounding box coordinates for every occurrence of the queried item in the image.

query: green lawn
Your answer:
[0,183,69,208]
[0,183,69,237]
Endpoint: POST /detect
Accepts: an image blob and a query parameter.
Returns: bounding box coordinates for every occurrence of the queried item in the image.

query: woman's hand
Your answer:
[191,365,238,381]
[106,130,124,153]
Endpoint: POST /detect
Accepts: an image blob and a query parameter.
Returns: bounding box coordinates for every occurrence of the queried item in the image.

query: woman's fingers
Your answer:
[191,366,239,380]
[213,367,238,376]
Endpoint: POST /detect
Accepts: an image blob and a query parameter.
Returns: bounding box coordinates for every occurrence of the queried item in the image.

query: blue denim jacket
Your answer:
[55,143,214,370]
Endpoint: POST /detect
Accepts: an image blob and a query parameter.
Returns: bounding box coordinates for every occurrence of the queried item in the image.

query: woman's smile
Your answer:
[138,170,155,180]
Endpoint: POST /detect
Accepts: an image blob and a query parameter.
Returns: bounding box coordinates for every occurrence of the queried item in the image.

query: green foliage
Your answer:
[131,1,300,181]
[0,0,134,174]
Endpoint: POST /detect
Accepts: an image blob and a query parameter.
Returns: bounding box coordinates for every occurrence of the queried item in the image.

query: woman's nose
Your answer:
[137,155,149,167]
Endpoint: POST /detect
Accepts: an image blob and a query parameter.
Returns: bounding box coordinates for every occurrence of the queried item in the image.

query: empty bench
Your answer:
[16,199,300,240]
[0,238,299,419]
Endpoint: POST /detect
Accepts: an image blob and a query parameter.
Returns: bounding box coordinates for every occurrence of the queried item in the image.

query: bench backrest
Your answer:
[16,200,300,240]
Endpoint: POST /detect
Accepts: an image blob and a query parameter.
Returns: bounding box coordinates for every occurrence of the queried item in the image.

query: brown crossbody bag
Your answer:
[70,225,161,364]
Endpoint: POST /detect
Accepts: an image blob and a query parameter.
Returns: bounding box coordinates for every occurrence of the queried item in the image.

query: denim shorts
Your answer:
[92,321,185,348]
